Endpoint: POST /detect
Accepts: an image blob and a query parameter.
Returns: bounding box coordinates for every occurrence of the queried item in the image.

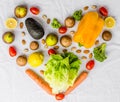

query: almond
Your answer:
[22,39,26,45]
[41,39,46,44]
[42,15,47,20]
[91,5,97,9]
[84,6,89,11]
[81,56,87,60]
[47,18,51,24]
[54,45,59,50]
[71,47,77,51]
[89,53,93,59]
[63,49,67,53]
[20,22,24,29]
[76,49,81,53]
[21,32,25,37]
[83,50,90,54]
[95,40,99,45]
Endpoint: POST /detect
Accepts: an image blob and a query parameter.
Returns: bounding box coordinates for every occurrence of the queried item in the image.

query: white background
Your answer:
[0,0,120,102]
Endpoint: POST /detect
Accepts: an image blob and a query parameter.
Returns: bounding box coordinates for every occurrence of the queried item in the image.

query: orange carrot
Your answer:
[64,71,88,95]
[25,69,54,95]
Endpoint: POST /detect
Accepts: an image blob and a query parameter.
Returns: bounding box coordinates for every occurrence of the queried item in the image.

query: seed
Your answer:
[54,45,59,50]
[84,6,89,11]
[41,39,46,44]
[71,47,77,51]
[91,5,97,9]
[47,18,51,24]
[20,22,24,29]
[42,15,47,20]
[76,49,81,53]
[81,56,87,60]
[21,32,25,37]
[63,49,67,53]
[83,50,90,54]
[89,53,93,59]
[70,31,75,35]
[24,48,29,52]
[22,39,26,45]
[95,40,99,45]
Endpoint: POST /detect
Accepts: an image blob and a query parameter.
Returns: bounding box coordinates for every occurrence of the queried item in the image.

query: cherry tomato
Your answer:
[99,7,108,16]
[9,46,17,57]
[48,49,56,55]
[86,60,95,70]
[58,26,67,34]
[55,93,65,100]
[30,7,40,15]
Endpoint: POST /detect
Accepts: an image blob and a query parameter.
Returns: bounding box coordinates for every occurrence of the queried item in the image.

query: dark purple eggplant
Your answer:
[25,18,44,40]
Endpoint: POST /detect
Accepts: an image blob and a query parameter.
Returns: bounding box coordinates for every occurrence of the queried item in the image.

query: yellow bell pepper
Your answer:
[73,11,104,48]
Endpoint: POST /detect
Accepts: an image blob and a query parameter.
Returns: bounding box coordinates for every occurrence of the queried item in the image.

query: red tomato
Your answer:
[99,7,108,16]
[86,60,95,70]
[58,26,67,34]
[48,49,56,55]
[30,7,40,15]
[55,93,65,100]
[9,46,17,57]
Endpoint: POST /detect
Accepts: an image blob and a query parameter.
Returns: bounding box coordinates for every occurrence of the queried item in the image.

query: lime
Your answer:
[5,18,17,29]
[105,16,116,28]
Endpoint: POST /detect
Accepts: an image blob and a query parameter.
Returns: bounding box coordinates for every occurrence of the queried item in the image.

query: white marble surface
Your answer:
[0,0,120,102]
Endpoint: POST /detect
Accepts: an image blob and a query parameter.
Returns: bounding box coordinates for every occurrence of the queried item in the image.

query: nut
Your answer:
[71,47,77,51]
[47,18,51,24]
[89,53,93,59]
[76,49,81,53]
[44,44,48,49]
[22,39,26,45]
[63,49,67,53]
[91,5,97,9]
[84,6,89,11]
[95,40,99,45]
[21,32,25,37]
[24,48,29,52]
[54,45,59,50]
[81,56,87,60]
[83,50,90,54]
[20,22,24,29]
[42,15,47,20]
[30,41,39,50]
[70,31,75,35]
[41,39,46,44]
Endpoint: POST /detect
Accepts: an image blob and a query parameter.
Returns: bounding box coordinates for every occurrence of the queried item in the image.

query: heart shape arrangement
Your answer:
[2,4,116,100]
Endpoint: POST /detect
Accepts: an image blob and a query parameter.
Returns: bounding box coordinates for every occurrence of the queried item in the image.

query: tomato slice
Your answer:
[99,7,108,16]
[30,7,40,15]
[59,26,67,34]
[48,49,56,55]
[86,60,95,70]
[9,46,17,57]
[55,93,65,100]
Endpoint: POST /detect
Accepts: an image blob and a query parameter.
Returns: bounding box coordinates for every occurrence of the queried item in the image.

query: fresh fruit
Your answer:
[99,6,108,16]
[48,49,56,55]
[65,17,75,28]
[15,6,27,18]
[58,26,67,34]
[30,7,40,15]
[25,18,44,40]
[16,55,27,66]
[9,46,17,57]
[5,18,17,29]
[105,16,116,28]
[60,35,72,47]
[28,52,44,68]
[55,93,65,100]
[30,41,39,50]
[46,34,58,46]
[102,31,112,41]
[86,60,95,70]
[2,32,15,44]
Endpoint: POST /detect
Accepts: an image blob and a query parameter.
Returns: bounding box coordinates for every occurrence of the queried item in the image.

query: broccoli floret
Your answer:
[51,18,61,29]
[73,9,82,21]
[93,43,107,62]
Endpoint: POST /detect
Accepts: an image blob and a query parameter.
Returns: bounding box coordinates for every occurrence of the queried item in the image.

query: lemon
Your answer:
[105,16,116,28]
[28,52,44,68]
[5,18,17,29]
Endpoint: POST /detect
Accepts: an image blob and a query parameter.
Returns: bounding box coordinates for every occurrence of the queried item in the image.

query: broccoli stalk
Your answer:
[93,43,107,62]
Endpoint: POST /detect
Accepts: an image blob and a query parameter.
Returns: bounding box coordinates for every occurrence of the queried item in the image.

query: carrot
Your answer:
[64,71,88,95]
[25,69,54,95]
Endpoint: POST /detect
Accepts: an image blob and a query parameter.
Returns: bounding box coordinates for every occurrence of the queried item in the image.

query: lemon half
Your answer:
[5,18,17,29]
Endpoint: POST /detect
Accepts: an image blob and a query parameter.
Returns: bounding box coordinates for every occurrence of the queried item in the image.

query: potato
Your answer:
[65,17,75,28]
[16,55,27,66]
[102,31,112,41]
[30,41,39,50]
[60,35,72,47]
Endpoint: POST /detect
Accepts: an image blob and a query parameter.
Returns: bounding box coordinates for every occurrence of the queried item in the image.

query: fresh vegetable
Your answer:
[64,71,88,95]
[86,60,95,70]
[25,18,44,40]
[78,43,83,47]
[30,41,39,50]
[5,18,17,29]
[102,31,112,41]
[65,17,75,28]
[55,93,65,100]
[28,52,44,68]
[16,55,27,66]
[73,11,104,48]
[93,43,107,62]
[51,18,61,29]
[25,69,54,95]
[58,26,67,34]
[46,33,58,46]
[9,46,17,57]
[15,6,27,18]
[99,6,108,16]
[44,52,81,94]
[73,9,82,21]
[105,16,116,28]
[48,49,56,55]
[60,35,72,47]
[2,32,15,44]
[30,7,40,15]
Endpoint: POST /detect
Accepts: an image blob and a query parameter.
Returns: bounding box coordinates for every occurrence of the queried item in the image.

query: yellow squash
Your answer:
[73,11,104,48]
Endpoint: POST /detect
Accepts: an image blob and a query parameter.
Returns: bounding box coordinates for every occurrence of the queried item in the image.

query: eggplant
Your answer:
[25,18,44,40]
